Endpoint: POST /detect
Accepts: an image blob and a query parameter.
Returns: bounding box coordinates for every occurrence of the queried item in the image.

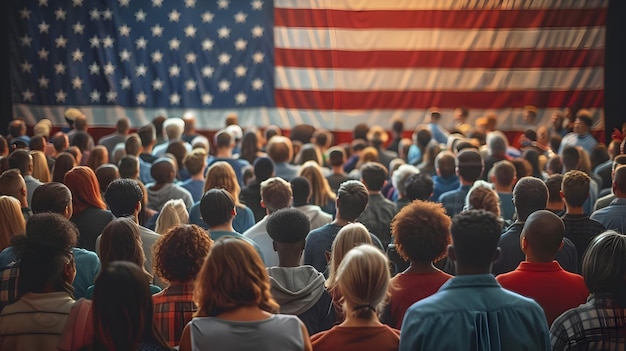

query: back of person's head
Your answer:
[0,196,25,250]
[614,165,626,196]
[194,237,279,317]
[118,155,139,179]
[360,162,388,192]
[8,149,31,175]
[13,213,77,295]
[312,129,332,149]
[414,128,432,149]
[253,157,274,182]
[613,154,626,171]
[52,132,69,152]
[137,124,156,147]
[546,155,563,175]
[545,174,564,204]
[295,143,323,165]
[151,157,176,184]
[298,161,335,207]
[266,208,310,244]
[71,131,91,153]
[74,115,88,131]
[521,210,565,261]
[125,134,141,156]
[29,135,46,152]
[491,160,516,187]
[163,118,185,141]
[366,126,388,148]
[562,170,590,208]
[391,119,404,134]
[153,224,212,284]
[336,180,368,221]
[155,199,189,234]
[203,162,241,204]
[99,217,146,270]
[65,166,107,216]
[264,125,281,142]
[116,117,130,134]
[8,119,26,137]
[88,146,109,171]
[33,119,52,138]
[215,130,233,149]
[166,140,188,171]
[260,177,292,213]
[486,131,508,155]
[95,164,120,194]
[31,150,50,183]
[104,178,143,217]
[353,123,370,140]
[52,152,76,183]
[91,261,169,351]
[450,210,501,269]
[404,173,434,201]
[456,149,484,182]
[465,181,500,217]
[326,223,373,290]
[291,176,311,207]
[184,149,207,176]
[200,188,236,228]
[0,135,8,156]
[0,168,25,199]
[392,200,450,264]
[435,151,456,177]
[336,245,390,318]
[513,176,548,221]
[561,146,580,171]
[582,230,626,306]
[266,136,293,163]
[191,135,210,154]
[31,182,72,216]
[327,146,346,167]
[391,164,419,197]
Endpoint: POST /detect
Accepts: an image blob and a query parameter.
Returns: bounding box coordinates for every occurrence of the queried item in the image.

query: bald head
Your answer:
[151,157,176,184]
[521,210,565,262]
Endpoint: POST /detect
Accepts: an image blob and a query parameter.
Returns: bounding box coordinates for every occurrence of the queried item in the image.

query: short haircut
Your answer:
[118,155,139,179]
[392,200,450,263]
[153,224,212,283]
[561,146,580,171]
[31,182,72,215]
[562,170,590,207]
[545,174,564,203]
[456,149,484,182]
[450,210,501,268]
[0,168,24,199]
[614,165,626,194]
[125,134,141,156]
[582,230,626,303]
[29,135,46,152]
[151,158,176,184]
[260,177,292,213]
[200,188,235,228]
[266,208,310,243]
[336,180,368,221]
[513,176,548,221]
[613,154,626,171]
[183,149,207,176]
[215,130,233,149]
[253,157,274,182]
[415,128,432,148]
[404,173,434,201]
[391,164,419,197]
[392,119,404,133]
[546,155,563,175]
[266,136,293,163]
[576,114,593,128]
[116,117,130,134]
[163,118,184,140]
[360,162,388,191]
[435,151,456,177]
[492,160,516,187]
[486,131,508,155]
[8,149,31,175]
[137,124,156,147]
[53,132,68,152]
[291,176,311,207]
[327,146,346,167]
[95,164,120,196]
[353,123,370,140]
[521,210,565,260]
[104,178,143,217]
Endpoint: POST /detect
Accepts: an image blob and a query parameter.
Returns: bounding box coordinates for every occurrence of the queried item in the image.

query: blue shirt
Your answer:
[427,123,450,145]
[399,274,550,351]
[498,192,515,221]
[438,184,472,217]
[180,179,205,203]
[430,175,460,202]
[590,197,626,235]
[559,132,598,156]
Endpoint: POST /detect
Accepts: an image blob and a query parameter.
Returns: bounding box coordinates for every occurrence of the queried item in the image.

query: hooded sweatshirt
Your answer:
[267,266,336,334]
[147,183,194,212]
[294,205,333,231]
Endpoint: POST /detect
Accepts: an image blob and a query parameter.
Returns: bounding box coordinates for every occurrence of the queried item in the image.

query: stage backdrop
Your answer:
[9,0,607,132]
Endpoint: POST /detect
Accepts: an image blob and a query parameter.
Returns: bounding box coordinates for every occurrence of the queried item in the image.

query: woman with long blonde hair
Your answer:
[0,196,26,251]
[299,161,336,215]
[30,150,50,183]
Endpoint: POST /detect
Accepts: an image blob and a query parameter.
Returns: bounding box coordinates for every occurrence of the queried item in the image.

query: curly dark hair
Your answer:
[153,224,212,283]
[392,200,451,263]
[450,210,501,268]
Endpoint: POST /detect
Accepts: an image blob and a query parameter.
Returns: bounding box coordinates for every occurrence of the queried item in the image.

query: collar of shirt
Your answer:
[516,261,563,272]
[608,197,626,206]
[440,274,500,291]
[562,213,590,220]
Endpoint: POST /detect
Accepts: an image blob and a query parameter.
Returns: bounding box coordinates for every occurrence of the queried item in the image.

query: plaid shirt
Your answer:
[152,283,196,347]
[438,184,472,217]
[550,295,626,350]
[0,262,19,313]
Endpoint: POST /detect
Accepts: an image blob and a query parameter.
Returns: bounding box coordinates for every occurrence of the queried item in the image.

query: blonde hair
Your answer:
[326,223,373,291]
[0,196,26,251]
[337,244,390,319]
[30,150,50,183]
[299,161,335,208]
[203,161,241,206]
[356,147,379,169]
[155,199,189,234]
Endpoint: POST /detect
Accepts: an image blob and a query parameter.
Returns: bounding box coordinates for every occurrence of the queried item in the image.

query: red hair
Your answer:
[64,166,106,216]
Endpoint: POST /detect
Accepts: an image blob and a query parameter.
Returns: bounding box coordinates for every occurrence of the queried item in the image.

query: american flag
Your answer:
[10,0,607,131]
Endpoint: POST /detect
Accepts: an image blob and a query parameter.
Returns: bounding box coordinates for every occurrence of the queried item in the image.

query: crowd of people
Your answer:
[0,106,624,350]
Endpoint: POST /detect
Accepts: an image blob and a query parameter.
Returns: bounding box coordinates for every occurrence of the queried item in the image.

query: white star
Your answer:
[234,65,247,77]
[151,24,163,37]
[89,36,100,47]
[55,8,66,20]
[218,0,229,9]
[89,9,100,20]
[56,90,67,102]
[71,49,84,62]
[251,25,264,37]
[234,11,247,23]
[38,21,50,33]
[201,39,214,51]
[102,36,114,48]
[185,79,196,91]
[107,90,117,102]
[185,52,197,64]
[22,89,34,101]
[152,79,164,91]
[218,79,231,92]
[218,26,231,39]
[38,76,49,88]
[170,93,181,105]
[169,10,181,22]
[251,78,264,90]
[20,8,31,19]
[152,0,163,6]
[252,51,264,63]
[38,0,48,7]
[251,0,263,10]
[71,76,83,89]
[54,62,66,74]
[235,92,247,105]
[136,91,147,104]
[21,35,32,47]
[185,0,196,7]
[169,38,180,50]
[89,62,100,75]
[135,10,146,22]
[72,0,83,7]
[119,49,131,61]
[201,12,214,23]
[101,9,113,20]
[103,62,115,75]
[73,22,84,34]
[201,93,213,105]
[201,66,214,78]
[234,38,247,51]
[151,50,163,63]
[169,65,181,77]
[184,25,196,37]
[121,77,131,89]
[118,0,130,7]
[119,25,131,37]
[21,61,32,73]
[218,52,231,65]
[38,48,49,60]
[136,64,147,77]
[90,89,100,102]
[135,37,147,49]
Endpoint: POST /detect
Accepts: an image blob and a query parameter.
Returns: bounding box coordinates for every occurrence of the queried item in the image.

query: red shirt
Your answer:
[311,325,400,351]
[496,261,589,325]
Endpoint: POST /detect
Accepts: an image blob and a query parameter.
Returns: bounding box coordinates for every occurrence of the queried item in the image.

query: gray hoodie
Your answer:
[293,205,333,231]
[267,266,326,315]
